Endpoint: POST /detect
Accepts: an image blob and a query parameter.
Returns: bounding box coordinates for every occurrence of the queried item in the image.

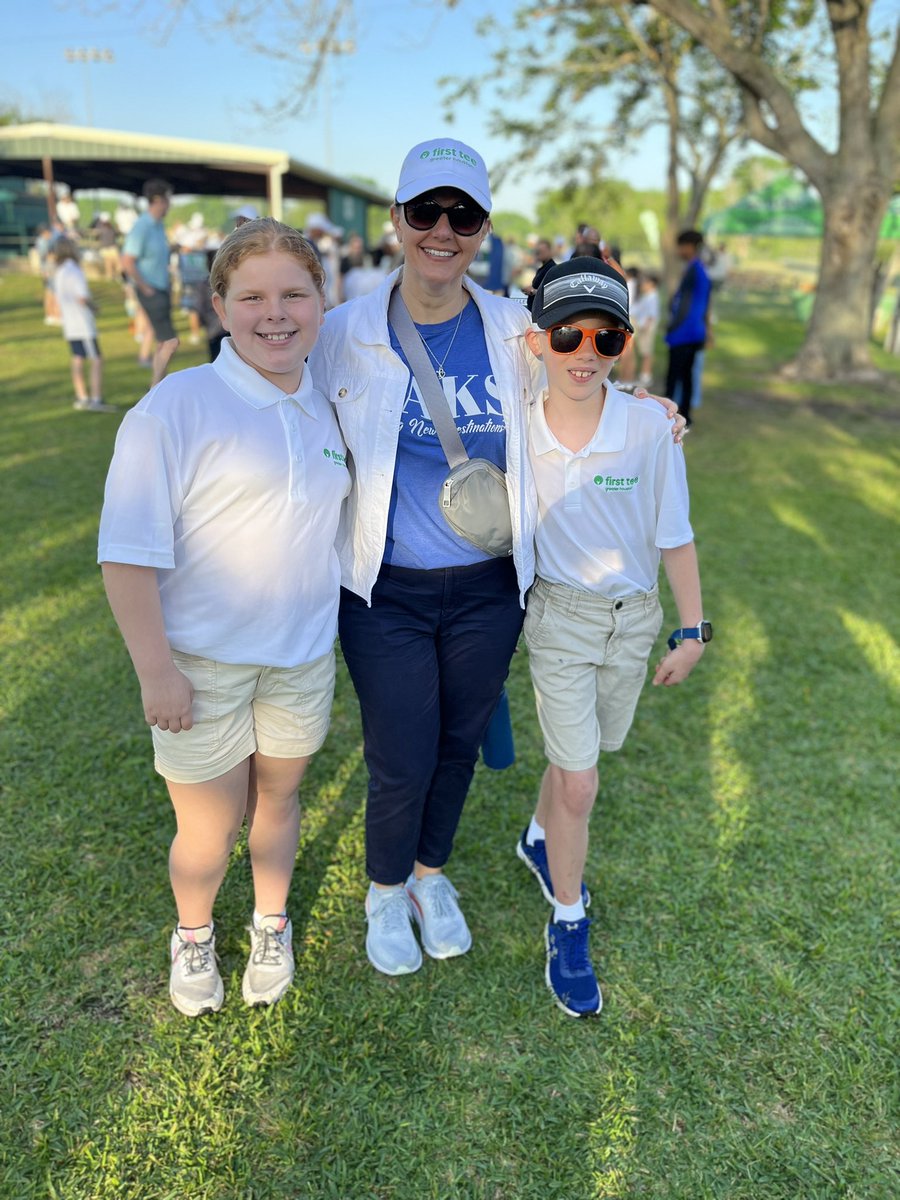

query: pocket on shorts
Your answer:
[524,585,558,650]
[169,650,223,756]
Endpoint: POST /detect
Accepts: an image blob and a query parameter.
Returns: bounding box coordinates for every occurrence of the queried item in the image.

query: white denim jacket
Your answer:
[309,268,543,606]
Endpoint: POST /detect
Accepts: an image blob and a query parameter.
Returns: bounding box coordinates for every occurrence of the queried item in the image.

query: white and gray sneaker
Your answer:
[242,914,295,1006]
[169,925,224,1017]
[406,873,472,960]
[365,886,423,976]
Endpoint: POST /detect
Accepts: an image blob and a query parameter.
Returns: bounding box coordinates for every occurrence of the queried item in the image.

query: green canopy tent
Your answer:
[704,173,900,239]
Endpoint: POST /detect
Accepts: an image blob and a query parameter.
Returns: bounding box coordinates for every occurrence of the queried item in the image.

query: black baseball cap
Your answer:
[532,257,633,333]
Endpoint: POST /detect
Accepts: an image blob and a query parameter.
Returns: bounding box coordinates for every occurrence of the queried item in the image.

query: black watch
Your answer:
[668,620,713,651]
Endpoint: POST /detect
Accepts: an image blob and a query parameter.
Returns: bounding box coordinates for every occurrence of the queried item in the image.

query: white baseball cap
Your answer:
[396,137,492,212]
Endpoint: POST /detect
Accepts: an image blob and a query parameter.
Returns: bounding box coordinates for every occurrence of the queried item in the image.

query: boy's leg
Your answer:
[543,764,598,907]
[167,759,250,928]
[245,752,309,916]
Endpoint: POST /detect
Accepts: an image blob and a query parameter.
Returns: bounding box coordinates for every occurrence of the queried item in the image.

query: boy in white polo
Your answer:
[518,258,711,1018]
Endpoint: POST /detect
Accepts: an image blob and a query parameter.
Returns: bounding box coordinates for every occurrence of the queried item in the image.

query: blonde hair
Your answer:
[210,218,325,298]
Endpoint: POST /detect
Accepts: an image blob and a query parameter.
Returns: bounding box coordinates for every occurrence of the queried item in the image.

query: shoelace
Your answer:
[418,878,457,920]
[180,939,216,976]
[558,923,592,974]
[253,925,287,966]
[375,891,413,934]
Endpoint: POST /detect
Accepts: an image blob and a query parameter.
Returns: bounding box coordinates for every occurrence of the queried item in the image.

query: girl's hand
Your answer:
[140,664,195,733]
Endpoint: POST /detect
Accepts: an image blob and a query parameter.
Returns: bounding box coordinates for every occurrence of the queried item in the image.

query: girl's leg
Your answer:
[167,758,250,927]
[89,355,103,400]
[244,752,309,916]
[543,764,598,907]
[70,355,88,404]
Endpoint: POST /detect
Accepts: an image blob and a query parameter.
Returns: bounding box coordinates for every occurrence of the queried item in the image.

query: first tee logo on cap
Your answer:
[396,137,492,212]
[419,146,481,168]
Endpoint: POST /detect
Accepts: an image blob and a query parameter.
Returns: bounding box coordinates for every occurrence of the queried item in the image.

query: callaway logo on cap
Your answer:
[532,257,634,332]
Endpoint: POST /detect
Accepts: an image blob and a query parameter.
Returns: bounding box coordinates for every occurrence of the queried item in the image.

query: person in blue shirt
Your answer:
[122,179,179,388]
[664,230,711,427]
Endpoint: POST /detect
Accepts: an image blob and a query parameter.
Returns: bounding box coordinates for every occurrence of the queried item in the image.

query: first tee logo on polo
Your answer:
[594,474,639,492]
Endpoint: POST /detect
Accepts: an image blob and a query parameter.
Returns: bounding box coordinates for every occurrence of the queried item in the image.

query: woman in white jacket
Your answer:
[310,137,678,977]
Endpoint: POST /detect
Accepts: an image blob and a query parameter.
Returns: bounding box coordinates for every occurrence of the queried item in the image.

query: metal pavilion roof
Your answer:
[0,122,390,218]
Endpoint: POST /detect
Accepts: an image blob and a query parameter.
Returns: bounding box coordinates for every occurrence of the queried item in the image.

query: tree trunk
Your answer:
[784,174,891,381]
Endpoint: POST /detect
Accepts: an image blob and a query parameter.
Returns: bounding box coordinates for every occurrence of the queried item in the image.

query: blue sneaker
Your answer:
[545,917,602,1018]
[516,830,590,907]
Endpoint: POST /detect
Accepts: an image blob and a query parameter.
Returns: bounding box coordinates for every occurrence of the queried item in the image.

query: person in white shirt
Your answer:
[98,219,350,1017]
[517,257,710,1018]
[51,238,114,412]
[632,272,661,387]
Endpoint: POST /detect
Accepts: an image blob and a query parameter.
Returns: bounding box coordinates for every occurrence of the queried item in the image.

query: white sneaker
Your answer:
[406,873,472,959]
[169,925,223,1017]
[242,915,295,1006]
[365,886,422,976]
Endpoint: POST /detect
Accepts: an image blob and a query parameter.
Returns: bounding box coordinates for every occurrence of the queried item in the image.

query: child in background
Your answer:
[517,258,711,1017]
[98,218,350,1016]
[52,238,114,413]
[633,272,661,387]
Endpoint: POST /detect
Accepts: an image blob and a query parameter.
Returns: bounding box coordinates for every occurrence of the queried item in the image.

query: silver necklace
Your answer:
[418,305,465,379]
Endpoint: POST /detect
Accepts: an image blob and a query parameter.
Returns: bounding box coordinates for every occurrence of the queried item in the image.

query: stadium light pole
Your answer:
[64,47,115,127]
[298,38,356,171]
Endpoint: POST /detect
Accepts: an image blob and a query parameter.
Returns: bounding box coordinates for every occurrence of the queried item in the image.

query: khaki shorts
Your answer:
[152,649,336,784]
[524,578,663,769]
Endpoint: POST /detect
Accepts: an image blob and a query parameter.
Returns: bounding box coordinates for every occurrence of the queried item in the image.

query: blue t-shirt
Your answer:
[123,212,171,292]
[385,299,507,568]
[665,258,711,347]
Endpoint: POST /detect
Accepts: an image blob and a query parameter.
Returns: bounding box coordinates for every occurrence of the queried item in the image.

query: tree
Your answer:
[640,0,900,380]
[441,4,746,290]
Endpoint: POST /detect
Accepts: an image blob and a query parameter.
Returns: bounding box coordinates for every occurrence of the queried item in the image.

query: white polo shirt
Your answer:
[98,338,351,666]
[54,260,97,341]
[529,384,693,598]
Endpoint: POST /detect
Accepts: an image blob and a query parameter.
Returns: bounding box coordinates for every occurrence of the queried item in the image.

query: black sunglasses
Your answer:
[402,198,488,237]
[547,324,632,359]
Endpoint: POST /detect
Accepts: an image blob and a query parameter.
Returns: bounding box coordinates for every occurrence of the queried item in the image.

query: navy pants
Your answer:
[666,341,704,425]
[338,557,524,885]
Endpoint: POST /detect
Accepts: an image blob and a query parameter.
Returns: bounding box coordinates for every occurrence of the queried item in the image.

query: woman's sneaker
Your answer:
[406,873,472,960]
[365,886,423,976]
[242,915,295,1006]
[545,917,602,1018]
[169,925,224,1017]
[516,830,590,907]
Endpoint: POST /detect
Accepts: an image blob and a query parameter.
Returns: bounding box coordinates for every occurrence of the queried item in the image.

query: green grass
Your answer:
[1,271,898,1199]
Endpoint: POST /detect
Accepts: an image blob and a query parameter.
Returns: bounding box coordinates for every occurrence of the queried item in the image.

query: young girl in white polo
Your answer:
[98,219,350,1016]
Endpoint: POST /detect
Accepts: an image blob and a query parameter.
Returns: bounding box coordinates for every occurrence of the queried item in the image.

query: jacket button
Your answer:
[338,387,347,398]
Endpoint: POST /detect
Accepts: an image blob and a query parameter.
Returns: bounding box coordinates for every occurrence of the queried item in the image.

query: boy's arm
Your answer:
[101,562,194,732]
[654,541,706,687]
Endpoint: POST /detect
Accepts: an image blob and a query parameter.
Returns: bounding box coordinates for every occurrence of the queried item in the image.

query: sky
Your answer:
[4,0,897,220]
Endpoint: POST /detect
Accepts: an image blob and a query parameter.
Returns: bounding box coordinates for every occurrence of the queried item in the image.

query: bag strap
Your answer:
[388,283,468,470]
